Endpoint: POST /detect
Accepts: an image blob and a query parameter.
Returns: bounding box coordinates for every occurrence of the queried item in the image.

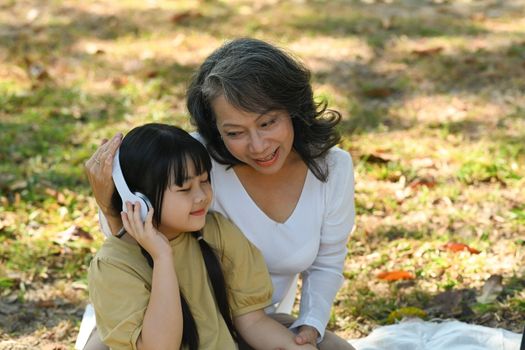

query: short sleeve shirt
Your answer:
[88,212,273,350]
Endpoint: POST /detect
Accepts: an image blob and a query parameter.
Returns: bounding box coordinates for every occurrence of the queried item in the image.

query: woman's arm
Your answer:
[123,202,183,350]
[84,133,124,235]
[292,149,355,344]
[234,310,317,350]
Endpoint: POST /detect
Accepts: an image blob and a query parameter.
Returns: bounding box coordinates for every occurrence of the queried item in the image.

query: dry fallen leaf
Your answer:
[377,270,415,281]
[363,152,398,164]
[363,87,395,98]
[442,242,480,254]
[408,176,437,190]
[55,225,93,245]
[412,46,443,57]
[170,10,202,23]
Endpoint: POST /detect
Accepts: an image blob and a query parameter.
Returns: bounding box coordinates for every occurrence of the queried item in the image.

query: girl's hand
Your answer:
[84,133,122,217]
[121,201,171,261]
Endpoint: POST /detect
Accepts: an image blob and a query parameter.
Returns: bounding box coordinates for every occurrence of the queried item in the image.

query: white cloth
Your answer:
[348,319,522,350]
[209,146,355,339]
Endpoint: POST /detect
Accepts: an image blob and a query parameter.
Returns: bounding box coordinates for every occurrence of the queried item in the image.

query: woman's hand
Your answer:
[294,325,319,347]
[121,201,171,261]
[84,133,122,217]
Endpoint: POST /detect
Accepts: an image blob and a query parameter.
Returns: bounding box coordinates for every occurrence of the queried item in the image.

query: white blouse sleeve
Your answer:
[98,210,114,238]
[290,149,355,341]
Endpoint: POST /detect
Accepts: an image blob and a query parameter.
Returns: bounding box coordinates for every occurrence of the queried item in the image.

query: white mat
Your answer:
[75,304,96,350]
[348,319,522,350]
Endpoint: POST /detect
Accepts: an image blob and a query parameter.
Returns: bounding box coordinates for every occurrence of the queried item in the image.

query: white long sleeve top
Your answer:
[208,146,355,339]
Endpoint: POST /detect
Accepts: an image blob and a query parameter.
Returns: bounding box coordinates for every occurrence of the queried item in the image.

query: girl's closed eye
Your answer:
[176,183,192,192]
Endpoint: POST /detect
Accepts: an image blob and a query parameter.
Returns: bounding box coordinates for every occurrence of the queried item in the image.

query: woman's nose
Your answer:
[248,131,267,154]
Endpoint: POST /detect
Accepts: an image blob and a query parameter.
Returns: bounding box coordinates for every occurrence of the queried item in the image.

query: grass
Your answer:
[0,0,524,348]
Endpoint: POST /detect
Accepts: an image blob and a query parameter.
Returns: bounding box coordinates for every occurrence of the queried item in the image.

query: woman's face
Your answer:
[211,95,295,175]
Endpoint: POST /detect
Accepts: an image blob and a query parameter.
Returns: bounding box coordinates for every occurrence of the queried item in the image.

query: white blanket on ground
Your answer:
[348,319,522,350]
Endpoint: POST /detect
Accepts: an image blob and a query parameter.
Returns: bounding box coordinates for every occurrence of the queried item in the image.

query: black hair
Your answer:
[186,37,342,182]
[111,123,237,349]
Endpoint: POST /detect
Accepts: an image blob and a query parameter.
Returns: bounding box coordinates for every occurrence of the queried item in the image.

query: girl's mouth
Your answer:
[254,149,279,167]
[190,208,206,216]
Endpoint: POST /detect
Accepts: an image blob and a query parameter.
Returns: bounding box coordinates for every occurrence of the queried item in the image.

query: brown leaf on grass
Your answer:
[146,70,159,78]
[44,188,67,205]
[37,299,56,308]
[170,10,203,23]
[377,270,415,281]
[476,274,503,304]
[112,76,128,88]
[29,63,49,81]
[442,242,480,254]
[363,87,395,98]
[55,225,93,245]
[408,176,437,190]
[362,152,398,164]
[412,46,443,57]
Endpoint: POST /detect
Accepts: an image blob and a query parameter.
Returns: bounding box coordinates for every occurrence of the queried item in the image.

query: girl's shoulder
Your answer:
[92,236,146,269]
[202,211,248,250]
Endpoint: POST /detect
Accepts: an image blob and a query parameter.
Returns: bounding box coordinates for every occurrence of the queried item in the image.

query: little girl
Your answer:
[88,123,315,350]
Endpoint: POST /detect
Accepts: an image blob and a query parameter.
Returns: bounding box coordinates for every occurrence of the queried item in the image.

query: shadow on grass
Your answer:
[336,275,525,333]
[0,297,84,339]
[0,3,235,63]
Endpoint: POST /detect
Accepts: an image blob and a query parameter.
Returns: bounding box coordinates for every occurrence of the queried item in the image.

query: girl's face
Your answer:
[157,160,212,239]
[212,95,295,175]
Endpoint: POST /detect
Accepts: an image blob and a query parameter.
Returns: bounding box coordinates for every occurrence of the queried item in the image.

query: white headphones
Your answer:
[112,149,152,222]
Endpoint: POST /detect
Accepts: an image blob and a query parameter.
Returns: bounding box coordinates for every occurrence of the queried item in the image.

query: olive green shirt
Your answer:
[88,212,273,350]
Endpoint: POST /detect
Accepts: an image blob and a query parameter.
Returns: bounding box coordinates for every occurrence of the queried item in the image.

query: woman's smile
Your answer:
[253,148,279,167]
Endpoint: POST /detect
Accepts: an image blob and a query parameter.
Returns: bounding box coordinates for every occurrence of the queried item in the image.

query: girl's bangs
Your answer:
[168,141,212,188]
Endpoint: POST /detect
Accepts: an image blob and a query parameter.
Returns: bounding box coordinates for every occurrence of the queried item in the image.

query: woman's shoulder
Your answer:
[326,146,352,165]
[322,146,353,179]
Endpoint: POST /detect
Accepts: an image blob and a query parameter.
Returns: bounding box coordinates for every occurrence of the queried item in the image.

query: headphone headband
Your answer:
[112,149,151,221]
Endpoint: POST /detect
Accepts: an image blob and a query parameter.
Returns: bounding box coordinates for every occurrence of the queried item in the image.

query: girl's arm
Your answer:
[234,310,317,350]
[122,202,183,350]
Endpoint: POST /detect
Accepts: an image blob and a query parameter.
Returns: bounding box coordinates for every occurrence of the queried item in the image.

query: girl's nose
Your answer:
[194,185,207,203]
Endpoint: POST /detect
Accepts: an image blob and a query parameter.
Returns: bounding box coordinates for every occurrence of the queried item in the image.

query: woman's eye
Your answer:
[261,118,277,128]
[225,131,242,138]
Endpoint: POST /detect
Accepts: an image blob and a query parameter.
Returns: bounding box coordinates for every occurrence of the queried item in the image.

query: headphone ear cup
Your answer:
[113,149,153,223]
[134,192,152,222]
